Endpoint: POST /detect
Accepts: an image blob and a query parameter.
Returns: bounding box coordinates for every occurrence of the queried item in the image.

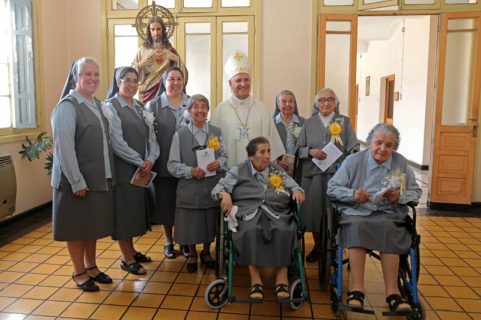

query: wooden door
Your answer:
[382,75,395,125]
[431,12,481,205]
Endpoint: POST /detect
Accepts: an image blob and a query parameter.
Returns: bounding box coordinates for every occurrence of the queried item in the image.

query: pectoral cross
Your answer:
[235,127,250,142]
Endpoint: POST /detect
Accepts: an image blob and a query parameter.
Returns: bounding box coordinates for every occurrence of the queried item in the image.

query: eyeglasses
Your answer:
[318,97,335,104]
[121,78,139,85]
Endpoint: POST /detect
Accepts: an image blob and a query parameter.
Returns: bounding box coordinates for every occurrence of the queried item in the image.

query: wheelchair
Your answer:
[204,203,311,311]
[318,201,426,319]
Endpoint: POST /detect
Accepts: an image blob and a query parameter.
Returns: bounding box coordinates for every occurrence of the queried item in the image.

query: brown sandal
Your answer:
[250,283,264,301]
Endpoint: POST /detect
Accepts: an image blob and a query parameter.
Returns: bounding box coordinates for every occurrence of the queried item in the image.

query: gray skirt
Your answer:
[173,207,218,245]
[301,173,333,232]
[338,211,411,254]
[232,208,297,267]
[112,183,150,240]
[151,177,177,226]
[52,188,114,241]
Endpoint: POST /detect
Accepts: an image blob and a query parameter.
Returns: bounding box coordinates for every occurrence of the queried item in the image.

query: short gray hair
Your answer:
[187,94,209,110]
[366,123,401,150]
[74,57,99,82]
[246,136,270,157]
[314,87,339,109]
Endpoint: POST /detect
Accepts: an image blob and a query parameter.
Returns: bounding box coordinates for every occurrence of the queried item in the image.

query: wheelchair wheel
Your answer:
[289,278,304,310]
[318,210,332,291]
[205,279,228,309]
[408,302,426,320]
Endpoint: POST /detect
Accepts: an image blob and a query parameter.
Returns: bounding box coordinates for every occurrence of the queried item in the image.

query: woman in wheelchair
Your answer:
[327,123,421,313]
[212,136,305,301]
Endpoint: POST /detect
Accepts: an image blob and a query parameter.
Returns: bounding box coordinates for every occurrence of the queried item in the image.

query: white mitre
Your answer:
[224,50,251,80]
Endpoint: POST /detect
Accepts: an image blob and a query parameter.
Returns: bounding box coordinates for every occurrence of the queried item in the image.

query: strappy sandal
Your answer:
[200,251,216,270]
[72,271,99,292]
[134,252,152,263]
[386,294,412,313]
[186,255,198,273]
[347,290,365,310]
[120,261,147,275]
[250,283,264,301]
[275,283,290,301]
[86,265,112,284]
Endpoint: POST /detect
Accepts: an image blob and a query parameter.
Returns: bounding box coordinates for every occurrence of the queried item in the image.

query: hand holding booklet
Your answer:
[130,168,157,188]
[312,141,343,172]
[196,148,216,177]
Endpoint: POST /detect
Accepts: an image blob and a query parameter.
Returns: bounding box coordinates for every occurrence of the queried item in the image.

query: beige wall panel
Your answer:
[260,0,313,117]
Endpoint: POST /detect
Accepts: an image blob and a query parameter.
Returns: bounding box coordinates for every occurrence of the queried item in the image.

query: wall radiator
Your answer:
[0,154,16,220]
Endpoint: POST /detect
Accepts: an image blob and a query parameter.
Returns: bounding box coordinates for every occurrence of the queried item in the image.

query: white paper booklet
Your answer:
[196,148,216,177]
[130,168,157,188]
[312,141,343,172]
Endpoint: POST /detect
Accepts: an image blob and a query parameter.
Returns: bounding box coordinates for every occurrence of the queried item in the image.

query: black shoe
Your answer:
[133,252,152,263]
[86,266,113,284]
[180,245,190,258]
[306,249,320,262]
[164,244,175,259]
[120,261,146,275]
[200,251,216,270]
[72,272,99,292]
[186,262,198,273]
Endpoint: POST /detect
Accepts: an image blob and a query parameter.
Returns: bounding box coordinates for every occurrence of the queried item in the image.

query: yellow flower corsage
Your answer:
[267,172,289,196]
[207,136,220,151]
[329,122,344,146]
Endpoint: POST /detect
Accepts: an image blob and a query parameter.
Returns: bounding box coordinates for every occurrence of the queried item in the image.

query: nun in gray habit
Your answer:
[51,57,114,292]
[103,66,160,275]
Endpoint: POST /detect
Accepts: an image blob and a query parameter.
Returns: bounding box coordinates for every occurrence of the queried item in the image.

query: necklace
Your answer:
[228,100,254,131]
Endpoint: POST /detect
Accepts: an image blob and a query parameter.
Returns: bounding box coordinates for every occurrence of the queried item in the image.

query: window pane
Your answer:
[223,22,248,33]
[445,0,477,3]
[404,0,435,3]
[112,0,139,9]
[185,34,211,103]
[0,97,11,128]
[115,36,139,68]
[221,0,250,7]
[185,22,210,34]
[325,33,350,115]
[448,18,477,30]
[326,21,351,32]
[115,24,137,36]
[442,31,476,125]
[324,0,354,5]
[222,35,248,100]
[184,0,212,8]
[148,0,175,8]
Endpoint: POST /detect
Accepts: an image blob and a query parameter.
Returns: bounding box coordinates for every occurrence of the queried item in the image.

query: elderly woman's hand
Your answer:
[73,188,89,198]
[207,160,220,172]
[354,188,370,204]
[191,167,206,180]
[292,190,305,204]
[309,148,327,160]
[219,191,233,215]
[384,188,400,202]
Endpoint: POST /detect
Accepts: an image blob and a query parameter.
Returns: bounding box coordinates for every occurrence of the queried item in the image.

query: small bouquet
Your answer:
[207,136,221,151]
[384,168,407,196]
[329,122,344,146]
[142,109,157,143]
[267,171,290,196]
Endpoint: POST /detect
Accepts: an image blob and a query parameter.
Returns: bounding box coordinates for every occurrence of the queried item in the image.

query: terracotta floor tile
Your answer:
[150,271,178,283]
[185,311,218,320]
[121,306,157,320]
[90,304,127,320]
[15,274,48,286]
[142,281,172,295]
[76,290,110,304]
[425,265,454,276]
[218,313,250,320]
[444,286,478,299]
[3,298,43,313]
[0,314,27,320]
[22,287,58,300]
[433,275,465,286]
[29,264,60,275]
[153,308,187,320]
[435,311,472,320]
[48,288,82,302]
[0,284,33,298]
[0,271,24,283]
[22,254,50,264]
[114,279,147,293]
[0,297,16,311]
[161,295,193,309]
[103,291,138,306]
[60,302,98,318]
[428,297,462,312]
[132,293,164,308]
[31,301,70,317]
[450,266,480,277]
[38,275,70,287]
[169,283,198,296]
[441,257,468,267]
[419,284,449,297]
[456,298,481,313]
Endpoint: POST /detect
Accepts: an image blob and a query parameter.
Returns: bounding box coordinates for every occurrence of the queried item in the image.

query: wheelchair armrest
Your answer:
[407,201,418,208]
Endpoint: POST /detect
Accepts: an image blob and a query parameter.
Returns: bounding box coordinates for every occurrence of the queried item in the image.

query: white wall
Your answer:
[356,17,431,165]
[260,0,313,118]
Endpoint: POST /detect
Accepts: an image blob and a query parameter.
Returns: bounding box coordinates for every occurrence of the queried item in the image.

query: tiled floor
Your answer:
[1,212,481,320]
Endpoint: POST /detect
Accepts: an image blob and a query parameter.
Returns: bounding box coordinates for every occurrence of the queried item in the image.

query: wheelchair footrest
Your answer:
[382,310,413,317]
[338,304,375,314]
[229,296,263,304]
